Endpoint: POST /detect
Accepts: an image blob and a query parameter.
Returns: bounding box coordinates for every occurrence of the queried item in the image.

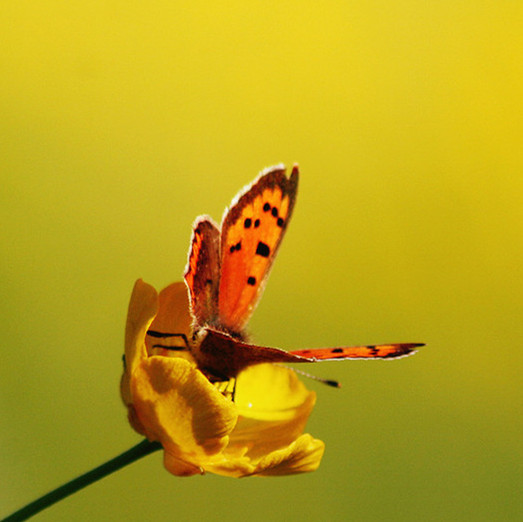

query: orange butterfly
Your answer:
[152,164,422,384]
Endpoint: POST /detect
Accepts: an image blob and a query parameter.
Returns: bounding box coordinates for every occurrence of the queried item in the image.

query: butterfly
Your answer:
[151,164,422,385]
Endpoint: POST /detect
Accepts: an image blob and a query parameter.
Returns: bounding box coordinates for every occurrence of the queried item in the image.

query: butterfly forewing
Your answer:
[184,217,221,327]
[193,330,423,379]
[217,165,299,334]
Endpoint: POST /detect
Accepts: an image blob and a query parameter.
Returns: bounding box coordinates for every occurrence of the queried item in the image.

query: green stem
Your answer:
[2,439,162,522]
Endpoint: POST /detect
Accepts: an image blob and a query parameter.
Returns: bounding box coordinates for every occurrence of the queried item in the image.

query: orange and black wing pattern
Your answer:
[184,217,221,328]
[217,164,299,335]
[290,343,424,360]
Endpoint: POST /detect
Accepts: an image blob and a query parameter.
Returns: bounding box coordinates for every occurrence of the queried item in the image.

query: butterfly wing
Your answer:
[184,217,221,327]
[195,328,314,379]
[290,343,424,360]
[194,330,423,379]
[217,164,299,334]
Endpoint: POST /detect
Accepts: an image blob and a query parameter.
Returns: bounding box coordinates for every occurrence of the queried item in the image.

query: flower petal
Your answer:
[145,282,194,362]
[163,452,204,477]
[251,434,325,476]
[202,365,324,477]
[121,280,159,406]
[204,433,325,477]
[234,363,314,421]
[229,364,317,459]
[131,356,238,468]
[124,279,159,373]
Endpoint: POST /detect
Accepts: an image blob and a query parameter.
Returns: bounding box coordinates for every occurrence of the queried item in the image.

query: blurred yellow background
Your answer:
[1,1,521,521]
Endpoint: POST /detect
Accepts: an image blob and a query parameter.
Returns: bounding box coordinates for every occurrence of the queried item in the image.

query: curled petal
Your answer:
[148,282,192,337]
[146,282,194,363]
[251,433,325,476]
[204,433,325,477]
[121,280,159,407]
[163,452,205,477]
[231,364,317,459]
[235,363,314,420]
[131,356,238,469]
[124,279,159,374]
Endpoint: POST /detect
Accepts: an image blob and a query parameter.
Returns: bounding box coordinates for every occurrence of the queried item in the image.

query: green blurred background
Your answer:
[1,2,521,521]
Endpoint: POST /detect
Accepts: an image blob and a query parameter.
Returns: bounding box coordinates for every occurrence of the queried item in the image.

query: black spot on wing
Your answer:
[247,276,256,286]
[263,202,271,212]
[367,345,379,356]
[244,218,252,228]
[271,207,278,217]
[331,348,344,353]
[277,217,284,227]
[229,241,242,253]
[255,241,271,258]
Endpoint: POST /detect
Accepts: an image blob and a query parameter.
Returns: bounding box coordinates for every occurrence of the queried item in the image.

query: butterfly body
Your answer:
[178,164,422,382]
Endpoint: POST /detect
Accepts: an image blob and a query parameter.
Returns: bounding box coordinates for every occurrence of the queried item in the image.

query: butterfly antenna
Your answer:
[288,367,341,388]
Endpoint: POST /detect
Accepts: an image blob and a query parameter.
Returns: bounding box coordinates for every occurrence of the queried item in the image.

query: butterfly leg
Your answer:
[146,331,190,351]
[231,378,237,402]
[213,378,237,401]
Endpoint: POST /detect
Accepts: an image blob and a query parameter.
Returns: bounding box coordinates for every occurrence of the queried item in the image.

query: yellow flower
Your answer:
[121,279,325,477]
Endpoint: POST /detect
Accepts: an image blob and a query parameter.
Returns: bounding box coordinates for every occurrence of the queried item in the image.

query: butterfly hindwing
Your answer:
[290,343,424,360]
[217,164,299,334]
[194,331,423,379]
[184,217,221,327]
